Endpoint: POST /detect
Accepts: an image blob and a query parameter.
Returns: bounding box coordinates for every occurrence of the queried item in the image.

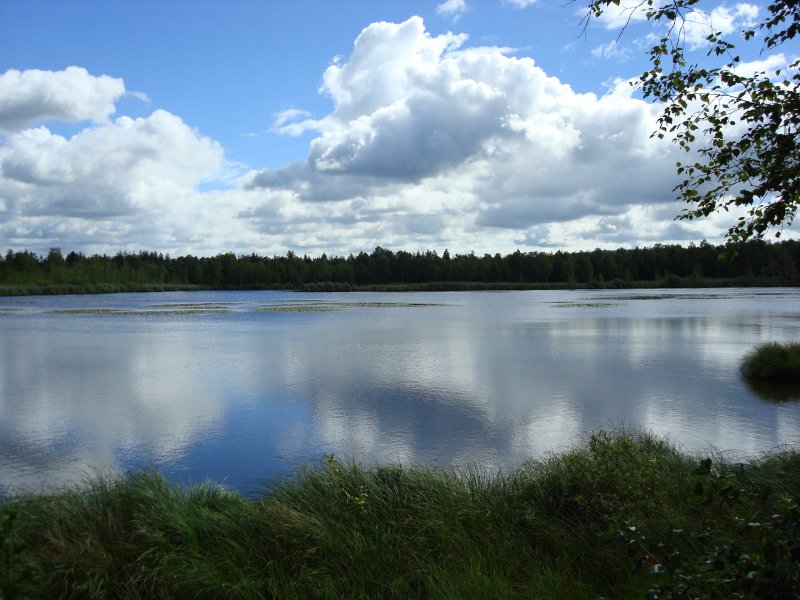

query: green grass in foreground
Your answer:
[741,342,800,382]
[2,430,799,599]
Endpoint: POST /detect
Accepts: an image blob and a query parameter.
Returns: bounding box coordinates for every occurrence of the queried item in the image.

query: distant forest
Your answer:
[1,240,799,295]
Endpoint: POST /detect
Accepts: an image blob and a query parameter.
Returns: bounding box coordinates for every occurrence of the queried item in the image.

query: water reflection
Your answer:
[745,379,800,403]
[1,289,799,495]
[0,316,224,492]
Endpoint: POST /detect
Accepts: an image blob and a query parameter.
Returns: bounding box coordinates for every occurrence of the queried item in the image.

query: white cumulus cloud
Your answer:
[731,52,790,78]
[1,109,222,218]
[681,3,760,50]
[0,67,227,253]
[593,1,651,30]
[0,66,125,131]
[244,16,688,253]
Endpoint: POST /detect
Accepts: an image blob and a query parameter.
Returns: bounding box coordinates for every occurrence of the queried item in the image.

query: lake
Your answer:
[1,288,799,496]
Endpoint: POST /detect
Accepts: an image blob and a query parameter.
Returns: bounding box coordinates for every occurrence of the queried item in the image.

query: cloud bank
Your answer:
[243,16,692,252]
[0,68,227,253]
[0,17,775,257]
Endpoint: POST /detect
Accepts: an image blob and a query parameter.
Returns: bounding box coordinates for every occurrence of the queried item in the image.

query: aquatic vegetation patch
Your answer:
[348,301,449,308]
[48,308,230,316]
[587,293,734,302]
[43,300,448,315]
[48,309,138,315]
[741,342,800,382]
[158,308,232,315]
[149,303,233,309]
[256,303,345,313]
[256,301,450,313]
[550,302,618,309]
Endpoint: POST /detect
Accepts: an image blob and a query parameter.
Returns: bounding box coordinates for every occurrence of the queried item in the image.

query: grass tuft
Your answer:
[741,341,800,381]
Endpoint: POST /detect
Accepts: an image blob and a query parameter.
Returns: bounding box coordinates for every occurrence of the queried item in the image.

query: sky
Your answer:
[0,0,794,258]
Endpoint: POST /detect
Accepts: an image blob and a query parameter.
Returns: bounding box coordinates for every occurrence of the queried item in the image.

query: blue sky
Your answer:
[0,0,791,257]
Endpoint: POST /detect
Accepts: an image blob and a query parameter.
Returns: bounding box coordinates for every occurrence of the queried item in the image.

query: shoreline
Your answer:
[2,429,798,598]
[1,275,797,297]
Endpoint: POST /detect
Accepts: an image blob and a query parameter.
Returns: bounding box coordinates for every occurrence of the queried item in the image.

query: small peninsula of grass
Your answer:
[2,430,799,599]
[741,342,800,382]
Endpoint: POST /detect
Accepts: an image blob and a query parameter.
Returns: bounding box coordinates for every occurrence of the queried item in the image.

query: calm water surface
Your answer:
[1,288,799,495]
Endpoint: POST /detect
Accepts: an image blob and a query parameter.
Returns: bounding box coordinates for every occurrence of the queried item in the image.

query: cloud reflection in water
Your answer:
[1,289,799,494]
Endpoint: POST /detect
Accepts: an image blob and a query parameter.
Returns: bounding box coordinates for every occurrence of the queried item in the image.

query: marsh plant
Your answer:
[1,430,798,599]
[741,342,800,382]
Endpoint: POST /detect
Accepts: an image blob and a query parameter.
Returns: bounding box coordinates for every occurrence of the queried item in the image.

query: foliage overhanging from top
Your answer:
[585,0,799,243]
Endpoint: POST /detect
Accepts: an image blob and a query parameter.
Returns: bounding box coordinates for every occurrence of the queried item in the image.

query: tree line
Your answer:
[1,240,798,294]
